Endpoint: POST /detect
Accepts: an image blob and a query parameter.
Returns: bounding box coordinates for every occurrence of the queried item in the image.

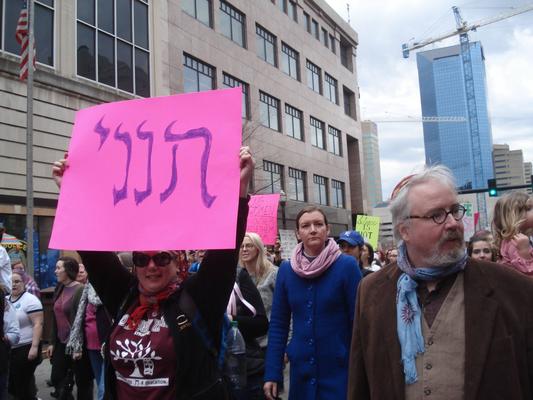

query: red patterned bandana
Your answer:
[127,282,179,329]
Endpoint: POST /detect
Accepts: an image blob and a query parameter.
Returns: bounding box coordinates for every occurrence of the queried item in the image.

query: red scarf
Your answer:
[127,282,179,329]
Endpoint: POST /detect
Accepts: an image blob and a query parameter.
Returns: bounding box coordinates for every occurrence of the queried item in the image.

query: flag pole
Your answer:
[26,0,35,277]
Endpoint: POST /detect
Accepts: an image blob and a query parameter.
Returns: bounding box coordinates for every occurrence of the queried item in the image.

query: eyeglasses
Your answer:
[472,248,492,255]
[132,251,175,268]
[408,204,466,225]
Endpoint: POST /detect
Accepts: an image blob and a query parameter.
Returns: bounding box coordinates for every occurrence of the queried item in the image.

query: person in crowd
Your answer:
[385,247,399,266]
[265,238,284,267]
[227,265,269,399]
[337,230,369,277]
[67,276,112,400]
[46,257,93,400]
[0,223,12,295]
[76,263,88,284]
[360,242,381,272]
[8,271,43,400]
[348,165,533,399]
[492,191,533,275]
[263,206,362,400]
[52,146,254,399]
[1,284,19,399]
[188,250,206,273]
[467,231,497,262]
[11,261,41,299]
[239,232,278,340]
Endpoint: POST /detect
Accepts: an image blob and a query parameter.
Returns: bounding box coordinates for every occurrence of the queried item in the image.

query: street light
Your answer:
[279,190,287,229]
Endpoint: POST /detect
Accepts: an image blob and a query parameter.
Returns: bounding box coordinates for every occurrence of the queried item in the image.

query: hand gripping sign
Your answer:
[50,88,242,251]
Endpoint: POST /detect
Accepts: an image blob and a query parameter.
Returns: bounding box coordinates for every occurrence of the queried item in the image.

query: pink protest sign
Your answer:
[246,194,280,245]
[50,88,242,251]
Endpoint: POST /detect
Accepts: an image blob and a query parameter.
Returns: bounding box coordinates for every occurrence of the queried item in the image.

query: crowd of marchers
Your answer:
[1,149,533,400]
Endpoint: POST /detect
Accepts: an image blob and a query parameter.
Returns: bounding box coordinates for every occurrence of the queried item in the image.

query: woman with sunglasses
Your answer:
[52,147,254,400]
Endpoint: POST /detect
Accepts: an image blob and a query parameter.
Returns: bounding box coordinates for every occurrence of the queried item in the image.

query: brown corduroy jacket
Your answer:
[348,259,533,400]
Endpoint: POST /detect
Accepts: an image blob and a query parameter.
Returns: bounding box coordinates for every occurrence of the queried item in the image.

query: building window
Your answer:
[219,1,245,47]
[263,160,284,194]
[2,0,55,66]
[256,24,276,66]
[331,179,345,208]
[182,0,212,27]
[183,53,214,92]
[288,167,306,201]
[77,0,150,97]
[343,86,357,120]
[313,175,328,205]
[340,35,354,71]
[310,116,325,149]
[311,19,319,40]
[328,126,341,156]
[285,104,302,140]
[303,12,310,32]
[321,28,328,47]
[278,0,286,12]
[306,60,321,94]
[324,73,338,104]
[223,73,249,119]
[329,34,336,54]
[259,91,280,131]
[288,1,297,21]
[281,43,299,80]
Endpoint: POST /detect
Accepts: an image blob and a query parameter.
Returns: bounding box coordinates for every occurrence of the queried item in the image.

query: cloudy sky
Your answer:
[325,0,533,199]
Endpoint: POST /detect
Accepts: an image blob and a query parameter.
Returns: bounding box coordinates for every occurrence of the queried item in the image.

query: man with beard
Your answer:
[347,165,533,400]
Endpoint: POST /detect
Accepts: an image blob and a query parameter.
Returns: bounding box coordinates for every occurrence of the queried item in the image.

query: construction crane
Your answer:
[401,4,533,228]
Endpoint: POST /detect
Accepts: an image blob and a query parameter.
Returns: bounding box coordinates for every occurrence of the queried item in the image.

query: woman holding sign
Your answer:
[52,146,254,400]
[263,206,362,400]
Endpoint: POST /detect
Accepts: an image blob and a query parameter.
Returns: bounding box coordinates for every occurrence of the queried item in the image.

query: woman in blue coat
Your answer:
[263,206,362,400]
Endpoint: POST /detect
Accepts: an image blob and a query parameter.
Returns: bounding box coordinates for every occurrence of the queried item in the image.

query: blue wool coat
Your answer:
[264,253,362,400]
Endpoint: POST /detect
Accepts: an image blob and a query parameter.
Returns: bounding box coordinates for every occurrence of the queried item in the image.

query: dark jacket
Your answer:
[80,197,249,400]
[348,259,533,400]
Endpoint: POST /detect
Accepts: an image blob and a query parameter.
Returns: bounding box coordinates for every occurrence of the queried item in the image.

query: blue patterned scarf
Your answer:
[396,243,467,384]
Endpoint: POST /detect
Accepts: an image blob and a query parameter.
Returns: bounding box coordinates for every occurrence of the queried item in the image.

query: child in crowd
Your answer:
[492,191,533,275]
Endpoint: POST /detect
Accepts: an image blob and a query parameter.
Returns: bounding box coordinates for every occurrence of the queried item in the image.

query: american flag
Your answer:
[15,1,35,81]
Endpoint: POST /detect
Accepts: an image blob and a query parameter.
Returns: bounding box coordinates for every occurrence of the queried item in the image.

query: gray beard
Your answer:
[421,242,466,267]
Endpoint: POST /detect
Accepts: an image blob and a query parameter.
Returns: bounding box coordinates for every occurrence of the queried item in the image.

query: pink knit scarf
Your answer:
[291,238,341,278]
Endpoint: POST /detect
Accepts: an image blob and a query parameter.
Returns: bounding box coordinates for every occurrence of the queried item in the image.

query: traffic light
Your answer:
[488,178,497,197]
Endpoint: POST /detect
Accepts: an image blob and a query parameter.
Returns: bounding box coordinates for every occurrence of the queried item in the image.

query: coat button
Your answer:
[424,388,431,396]
[307,301,313,308]
[427,338,434,346]
[425,363,432,370]
[309,357,315,364]
[308,339,314,345]
[310,378,316,385]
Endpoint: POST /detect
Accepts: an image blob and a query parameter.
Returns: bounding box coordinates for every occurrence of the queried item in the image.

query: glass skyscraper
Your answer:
[417,42,493,189]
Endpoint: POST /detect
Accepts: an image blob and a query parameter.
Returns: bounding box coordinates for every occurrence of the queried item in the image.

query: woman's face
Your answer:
[471,240,492,261]
[134,251,177,293]
[240,237,259,264]
[76,264,88,284]
[11,273,24,297]
[296,211,330,256]
[361,245,370,265]
[55,260,70,284]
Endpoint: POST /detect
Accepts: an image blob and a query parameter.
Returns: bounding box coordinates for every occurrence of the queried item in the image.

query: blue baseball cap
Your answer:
[337,231,364,247]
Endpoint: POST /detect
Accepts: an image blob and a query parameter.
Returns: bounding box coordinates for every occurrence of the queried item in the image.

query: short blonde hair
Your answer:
[492,191,532,248]
[239,232,275,284]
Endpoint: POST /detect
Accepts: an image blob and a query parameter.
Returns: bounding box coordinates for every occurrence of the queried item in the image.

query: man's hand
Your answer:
[264,381,279,400]
[28,345,38,361]
[46,345,54,358]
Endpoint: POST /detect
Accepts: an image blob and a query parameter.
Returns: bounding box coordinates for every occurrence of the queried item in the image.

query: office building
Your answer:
[416,42,494,189]
[361,120,383,208]
[493,144,528,188]
[0,0,364,279]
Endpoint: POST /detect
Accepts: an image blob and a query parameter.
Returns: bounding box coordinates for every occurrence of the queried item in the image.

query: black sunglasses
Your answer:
[132,251,175,268]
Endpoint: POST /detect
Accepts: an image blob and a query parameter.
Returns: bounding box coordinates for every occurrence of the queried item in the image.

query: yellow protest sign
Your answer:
[355,215,380,249]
